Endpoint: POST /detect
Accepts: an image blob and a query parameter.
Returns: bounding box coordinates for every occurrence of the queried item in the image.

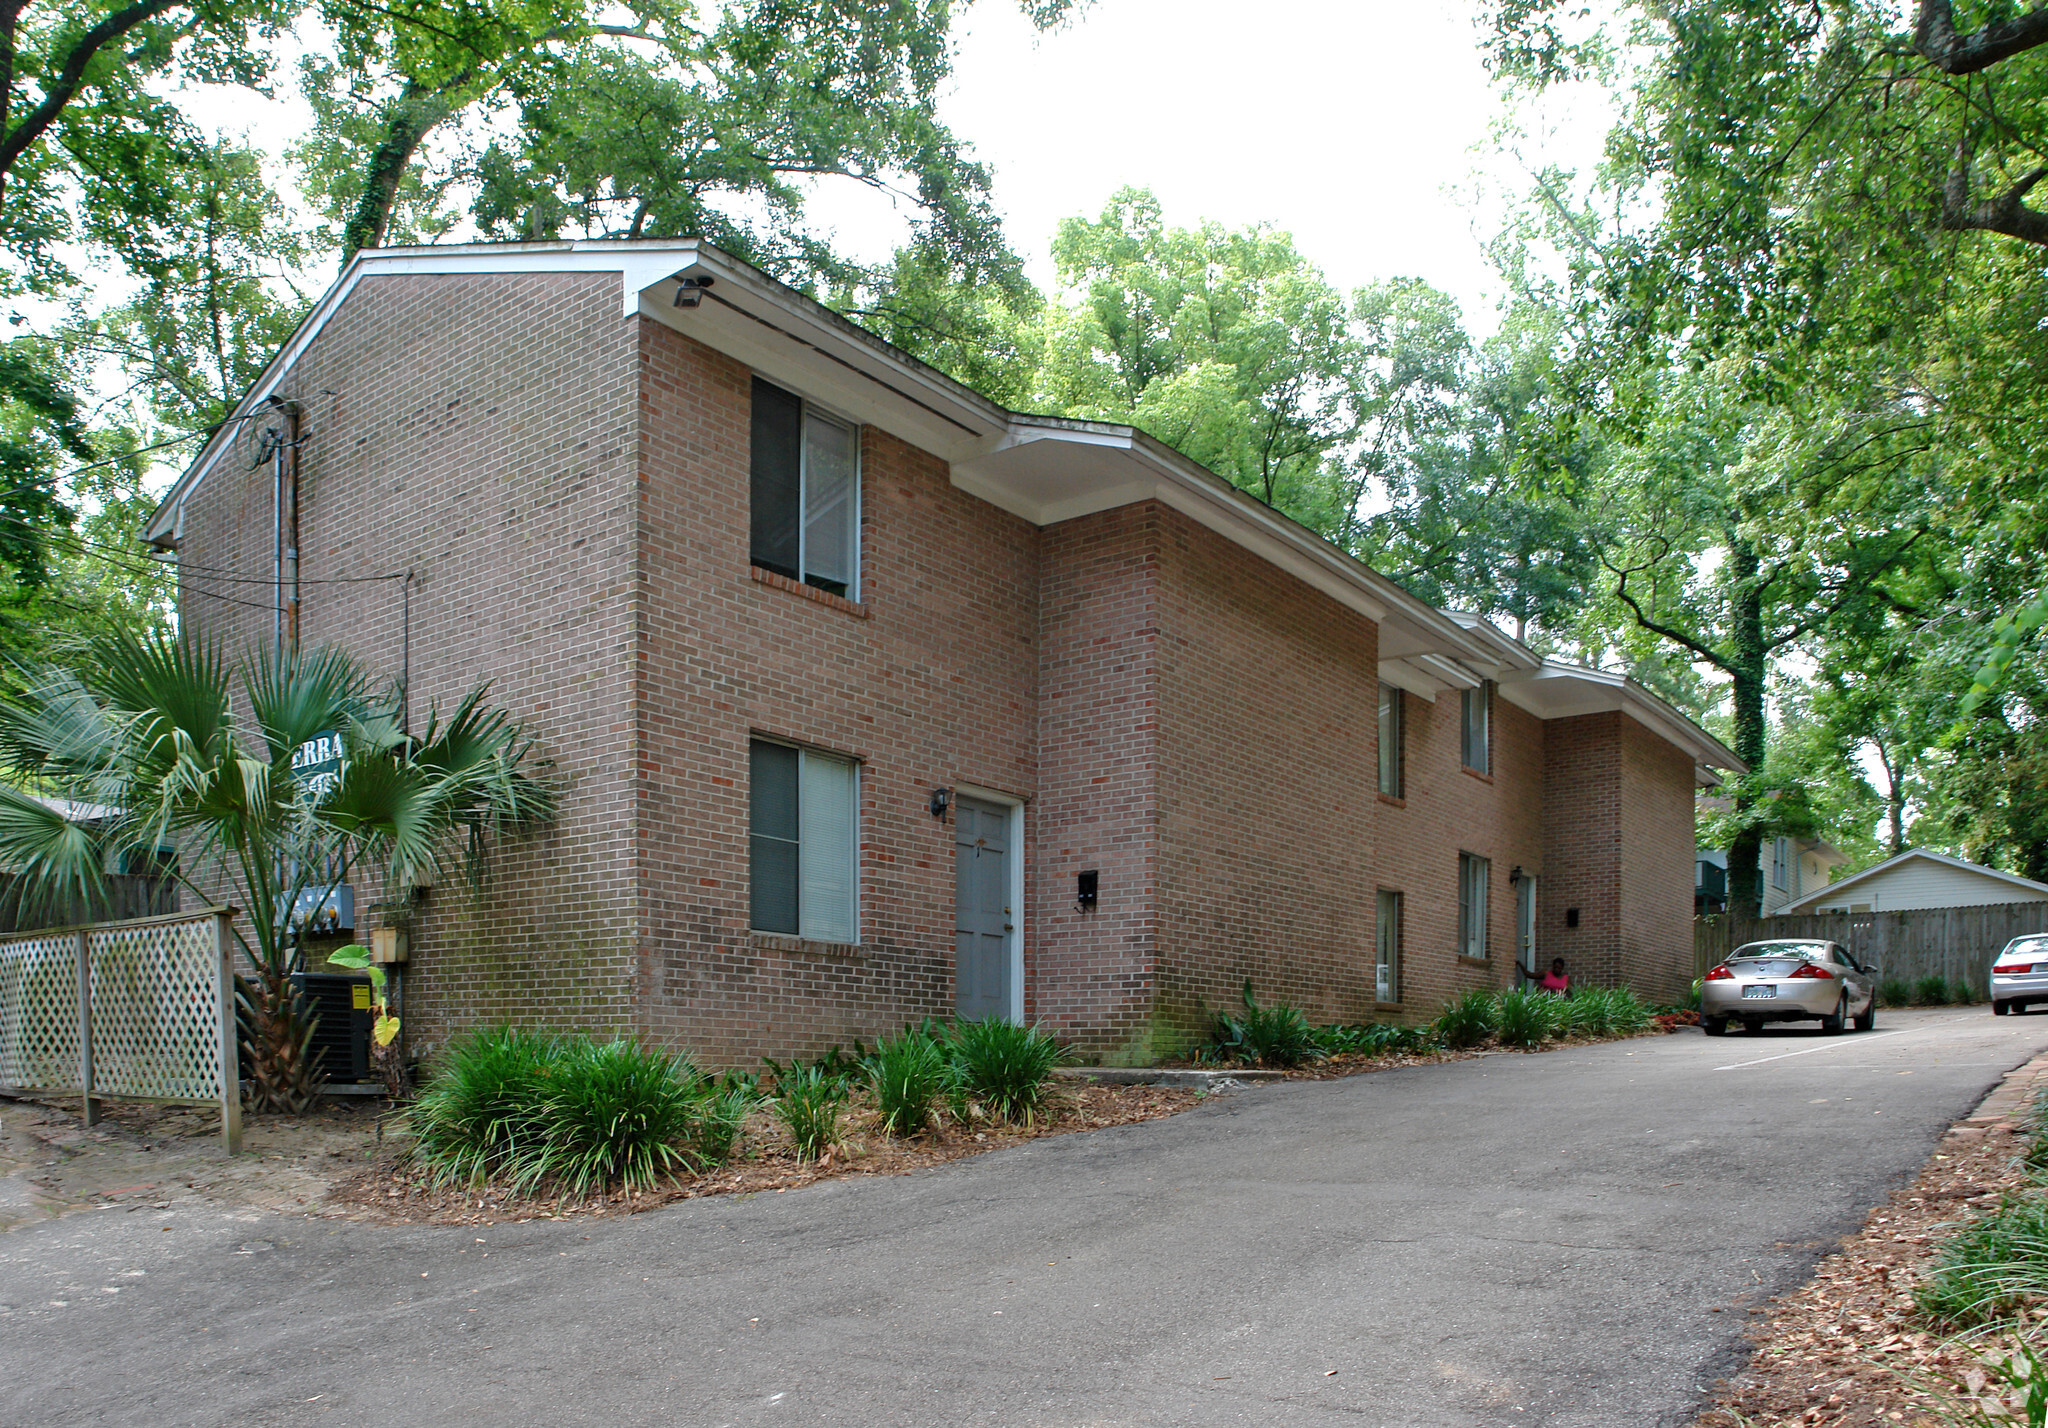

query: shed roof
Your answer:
[1784,848,2048,913]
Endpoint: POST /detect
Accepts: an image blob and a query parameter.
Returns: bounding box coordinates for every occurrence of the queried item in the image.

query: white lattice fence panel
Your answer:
[0,932,81,1093]
[87,917,221,1102]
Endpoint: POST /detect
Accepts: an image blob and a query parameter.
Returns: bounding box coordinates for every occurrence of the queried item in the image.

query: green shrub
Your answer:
[1433,989,1499,1048]
[1210,981,1324,1068]
[406,1027,560,1185]
[948,1017,1066,1124]
[1948,978,1982,1006]
[696,1072,761,1163]
[1311,1022,1439,1057]
[1495,987,1563,1048]
[518,1040,709,1197]
[1879,976,1913,1008]
[1915,974,1953,1006]
[868,1028,954,1137]
[1915,1194,2048,1328]
[771,1064,848,1161]
[761,1043,869,1093]
[1596,986,1656,1034]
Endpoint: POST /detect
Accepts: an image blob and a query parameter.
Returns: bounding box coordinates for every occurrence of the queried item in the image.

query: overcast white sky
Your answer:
[812,0,1617,332]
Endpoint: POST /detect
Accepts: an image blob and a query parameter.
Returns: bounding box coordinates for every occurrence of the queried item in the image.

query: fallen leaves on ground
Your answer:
[327,1082,1202,1226]
[1696,1117,2043,1427]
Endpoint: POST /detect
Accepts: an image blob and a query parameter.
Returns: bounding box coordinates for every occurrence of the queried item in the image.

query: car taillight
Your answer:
[1705,965,1734,981]
[1789,963,1836,980]
[1995,962,2036,974]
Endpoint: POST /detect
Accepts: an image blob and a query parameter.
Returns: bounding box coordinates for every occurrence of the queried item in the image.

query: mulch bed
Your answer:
[1697,1089,2046,1425]
[327,1081,1201,1226]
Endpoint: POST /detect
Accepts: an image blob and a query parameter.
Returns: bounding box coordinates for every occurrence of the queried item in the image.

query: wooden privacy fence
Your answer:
[0,873,177,934]
[0,907,240,1151]
[1696,901,2048,991]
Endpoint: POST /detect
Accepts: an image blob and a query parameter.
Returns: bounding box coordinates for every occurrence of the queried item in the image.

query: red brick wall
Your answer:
[1027,505,1162,1062]
[1373,685,1547,1021]
[1151,508,1382,1050]
[1542,712,1625,988]
[633,322,1041,1067]
[175,271,643,1056]
[1620,717,1699,1003]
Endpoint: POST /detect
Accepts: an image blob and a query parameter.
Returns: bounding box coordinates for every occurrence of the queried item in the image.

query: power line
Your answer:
[0,515,409,586]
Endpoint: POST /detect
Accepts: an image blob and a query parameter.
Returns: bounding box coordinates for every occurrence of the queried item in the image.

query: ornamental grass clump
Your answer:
[1914,1193,2048,1329]
[868,1028,955,1137]
[1494,987,1563,1048]
[948,1016,1066,1124]
[518,1040,710,1198]
[696,1073,762,1163]
[406,1027,560,1186]
[1879,976,1913,1009]
[772,1064,848,1161]
[1915,974,1954,1006]
[1209,981,1324,1068]
[1432,989,1499,1048]
[1310,1022,1438,1057]
[409,1028,730,1197]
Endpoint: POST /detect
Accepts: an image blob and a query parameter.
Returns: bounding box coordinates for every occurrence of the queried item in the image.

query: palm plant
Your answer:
[0,633,553,1112]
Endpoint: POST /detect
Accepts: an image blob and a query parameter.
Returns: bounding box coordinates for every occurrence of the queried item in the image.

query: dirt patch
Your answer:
[328,1081,1202,1226]
[1696,1056,2048,1427]
[0,1093,389,1230]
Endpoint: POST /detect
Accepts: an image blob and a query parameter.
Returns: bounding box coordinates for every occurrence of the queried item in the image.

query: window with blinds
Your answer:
[1376,889,1402,1002]
[1377,683,1404,798]
[1460,681,1492,773]
[749,739,859,943]
[749,377,860,599]
[1458,852,1490,960]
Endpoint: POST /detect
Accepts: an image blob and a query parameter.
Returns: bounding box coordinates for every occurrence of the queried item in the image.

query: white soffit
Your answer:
[1500,662,1747,776]
[637,251,1008,463]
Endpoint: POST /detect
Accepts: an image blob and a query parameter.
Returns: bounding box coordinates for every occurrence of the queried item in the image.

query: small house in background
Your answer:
[1696,837,1848,916]
[1783,848,2048,916]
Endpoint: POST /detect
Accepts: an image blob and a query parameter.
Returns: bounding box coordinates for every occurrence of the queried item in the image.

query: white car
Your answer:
[1700,939,1877,1036]
[1991,935,2048,1016]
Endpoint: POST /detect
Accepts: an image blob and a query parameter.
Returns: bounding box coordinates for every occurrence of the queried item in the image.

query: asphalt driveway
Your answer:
[5,1007,2046,1428]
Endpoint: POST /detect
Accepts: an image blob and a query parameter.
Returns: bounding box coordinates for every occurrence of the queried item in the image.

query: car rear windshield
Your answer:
[2005,937,2048,959]
[1731,942,1828,959]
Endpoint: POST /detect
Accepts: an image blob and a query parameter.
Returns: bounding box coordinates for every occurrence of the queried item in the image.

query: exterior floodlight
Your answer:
[673,275,714,308]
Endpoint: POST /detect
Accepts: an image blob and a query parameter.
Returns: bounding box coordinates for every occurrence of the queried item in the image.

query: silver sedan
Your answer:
[1701,939,1877,1037]
[1991,935,2048,1016]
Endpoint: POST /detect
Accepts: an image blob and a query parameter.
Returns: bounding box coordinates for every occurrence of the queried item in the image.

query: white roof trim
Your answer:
[1783,848,2048,913]
[142,238,1740,776]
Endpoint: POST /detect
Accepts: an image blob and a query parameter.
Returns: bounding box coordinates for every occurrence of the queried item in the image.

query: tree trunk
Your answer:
[340,89,446,259]
[1725,540,1769,915]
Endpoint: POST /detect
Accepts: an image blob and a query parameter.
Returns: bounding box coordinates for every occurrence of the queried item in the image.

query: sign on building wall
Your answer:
[292,731,343,801]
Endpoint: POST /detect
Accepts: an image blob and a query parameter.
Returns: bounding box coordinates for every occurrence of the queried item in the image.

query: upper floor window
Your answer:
[1771,837,1790,890]
[749,738,859,943]
[1377,682,1404,797]
[750,377,859,599]
[1460,680,1492,774]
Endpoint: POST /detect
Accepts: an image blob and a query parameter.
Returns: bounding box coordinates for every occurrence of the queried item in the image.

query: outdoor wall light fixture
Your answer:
[1509,865,1524,884]
[1566,907,1581,928]
[1076,869,1099,913]
[672,274,714,308]
[929,787,952,821]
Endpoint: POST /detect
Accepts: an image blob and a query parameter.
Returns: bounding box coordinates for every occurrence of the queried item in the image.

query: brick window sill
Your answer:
[1456,954,1492,968]
[1461,766,1494,785]
[1374,999,1403,1012]
[751,565,871,619]
[1376,792,1406,808]
[751,931,864,960]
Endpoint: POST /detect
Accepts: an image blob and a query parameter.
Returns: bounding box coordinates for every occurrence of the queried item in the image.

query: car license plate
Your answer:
[1742,986,1776,1000]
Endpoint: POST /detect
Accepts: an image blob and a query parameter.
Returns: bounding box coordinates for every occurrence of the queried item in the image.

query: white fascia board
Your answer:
[1445,612,1543,671]
[144,241,709,547]
[1414,653,1482,691]
[1376,659,1442,702]
[634,248,1008,462]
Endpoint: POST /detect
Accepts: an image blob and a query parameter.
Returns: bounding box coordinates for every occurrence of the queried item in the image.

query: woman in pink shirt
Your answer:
[1539,958,1571,995]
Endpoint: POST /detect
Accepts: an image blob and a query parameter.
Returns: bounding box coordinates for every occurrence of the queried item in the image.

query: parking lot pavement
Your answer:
[5,1006,2045,1428]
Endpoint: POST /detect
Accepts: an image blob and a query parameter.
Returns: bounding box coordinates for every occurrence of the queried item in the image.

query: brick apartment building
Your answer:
[142,240,1742,1067]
